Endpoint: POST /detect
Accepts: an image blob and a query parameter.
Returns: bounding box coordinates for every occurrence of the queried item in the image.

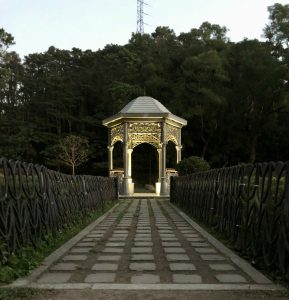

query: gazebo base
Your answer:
[118,193,169,200]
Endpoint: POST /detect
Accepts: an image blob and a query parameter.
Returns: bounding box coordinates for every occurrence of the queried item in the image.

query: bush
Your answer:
[176,156,210,176]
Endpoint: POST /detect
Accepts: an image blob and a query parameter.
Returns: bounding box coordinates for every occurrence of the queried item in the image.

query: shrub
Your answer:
[176,156,210,176]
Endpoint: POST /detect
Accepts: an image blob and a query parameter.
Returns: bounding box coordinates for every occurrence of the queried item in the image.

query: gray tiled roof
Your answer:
[120,96,171,114]
[102,96,187,127]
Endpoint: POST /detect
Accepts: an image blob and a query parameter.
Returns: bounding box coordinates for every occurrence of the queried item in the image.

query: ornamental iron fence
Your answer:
[170,162,289,278]
[0,158,118,256]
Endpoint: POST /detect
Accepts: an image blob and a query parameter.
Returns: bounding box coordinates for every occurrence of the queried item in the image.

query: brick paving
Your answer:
[13,199,280,290]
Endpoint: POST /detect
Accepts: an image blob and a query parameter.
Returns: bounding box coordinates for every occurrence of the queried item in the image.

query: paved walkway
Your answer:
[11,199,282,291]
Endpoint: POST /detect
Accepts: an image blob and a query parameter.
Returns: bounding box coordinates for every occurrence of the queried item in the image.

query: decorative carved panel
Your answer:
[110,122,181,148]
[128,122,161,148]
[111,124,124,145]
[166,124,179,145]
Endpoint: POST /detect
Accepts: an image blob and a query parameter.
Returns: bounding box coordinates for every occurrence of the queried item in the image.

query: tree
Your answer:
[57,135,89,175]
[179,49,229,159]
[176,156,210,176]
[198,22,229,42]
[2,18,289,170]
[0,29,31,161]
[264,3,289,51]
[226,40,288,163]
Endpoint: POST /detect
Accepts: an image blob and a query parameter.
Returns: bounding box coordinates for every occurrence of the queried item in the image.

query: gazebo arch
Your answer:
[103,96,187,196]
[132,142,158,189]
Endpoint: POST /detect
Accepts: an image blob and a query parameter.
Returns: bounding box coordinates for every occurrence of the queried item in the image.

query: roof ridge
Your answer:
[119,96,170,114]
[147,97,161,113]
[152,97,171,113]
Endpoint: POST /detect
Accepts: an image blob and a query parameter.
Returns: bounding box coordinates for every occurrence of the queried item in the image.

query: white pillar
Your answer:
[176,145,182,164]
[108,146,114,175]
[157,148,162,182]
[128,148,133,178]
[122,122,129,195]
[160,122,167,195]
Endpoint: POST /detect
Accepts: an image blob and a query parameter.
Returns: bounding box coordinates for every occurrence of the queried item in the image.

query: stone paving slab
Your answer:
[85,273,116,283]
[102,248,124,253]
[131,247,152,253]
[62,255,87,261]
[10,198,283,291]
[209,264,236,271]
[166,254,190,261]
[130,262,156,271]
[173,274,202,283]
[92,263,118,271]
[131,274,160,284]
[131,254,154,261]
[50,263,79,271]
[169,263,196,271]
[134,242,153,247]
[164,247,186,253]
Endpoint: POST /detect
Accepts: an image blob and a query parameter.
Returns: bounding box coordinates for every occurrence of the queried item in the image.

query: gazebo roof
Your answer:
[103,96,187,127]
[120,96,170,114]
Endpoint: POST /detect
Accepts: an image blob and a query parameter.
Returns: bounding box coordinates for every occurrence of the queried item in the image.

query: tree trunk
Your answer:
[249,135,258,163]
[72,164,75,176]
[201,140,209,159]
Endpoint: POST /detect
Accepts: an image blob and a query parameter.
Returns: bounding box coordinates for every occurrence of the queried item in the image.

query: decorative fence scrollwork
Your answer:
[170,162,289,279]
[0,158,118,256]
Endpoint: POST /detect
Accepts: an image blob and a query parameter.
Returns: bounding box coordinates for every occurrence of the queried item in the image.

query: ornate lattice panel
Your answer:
[111,124,124,145]
[166,124,180,145]
[128,122,161,148]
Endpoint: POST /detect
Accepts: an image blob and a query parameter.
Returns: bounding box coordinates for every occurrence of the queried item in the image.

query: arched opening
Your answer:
[132,143,158,192]
[113,141,123,169]
[167,141,177,169]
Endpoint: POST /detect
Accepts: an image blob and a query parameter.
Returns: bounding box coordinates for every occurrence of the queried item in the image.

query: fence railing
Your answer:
[170,162,289,278]
[0,158,118,256]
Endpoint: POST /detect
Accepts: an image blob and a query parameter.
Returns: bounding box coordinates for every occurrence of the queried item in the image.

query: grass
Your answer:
[0,200,116,284]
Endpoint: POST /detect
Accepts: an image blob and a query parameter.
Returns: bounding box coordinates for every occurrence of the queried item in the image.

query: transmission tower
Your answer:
[137,0,145,34]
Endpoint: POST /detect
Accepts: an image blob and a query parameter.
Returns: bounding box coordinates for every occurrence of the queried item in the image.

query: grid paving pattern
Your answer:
[15,199,279,290]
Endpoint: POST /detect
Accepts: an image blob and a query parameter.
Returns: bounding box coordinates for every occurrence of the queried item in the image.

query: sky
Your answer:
[1,0,289,58]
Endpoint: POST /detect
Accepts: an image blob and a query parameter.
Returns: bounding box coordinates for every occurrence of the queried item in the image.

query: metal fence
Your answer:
[0,158,118,255]
[170,162,289,278]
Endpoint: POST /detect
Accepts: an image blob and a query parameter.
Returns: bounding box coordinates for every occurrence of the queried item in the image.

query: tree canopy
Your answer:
[1,4,289,175]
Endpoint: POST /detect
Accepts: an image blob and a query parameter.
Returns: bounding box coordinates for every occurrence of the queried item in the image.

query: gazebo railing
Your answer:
[110,168,124,193]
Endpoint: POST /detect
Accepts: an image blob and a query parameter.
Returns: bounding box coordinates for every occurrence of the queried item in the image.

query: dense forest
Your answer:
[1,3,289,175]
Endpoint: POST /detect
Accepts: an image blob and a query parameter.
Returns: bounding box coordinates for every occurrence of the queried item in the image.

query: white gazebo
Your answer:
[102,96,187,196]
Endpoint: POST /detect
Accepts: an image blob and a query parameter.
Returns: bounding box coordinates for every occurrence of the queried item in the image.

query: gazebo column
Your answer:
[160,122,167,195]
[157,148,162,181]
[128,148,133,178]
[107,145,114,175]
[176,145,182,164]
[122,122,129,195]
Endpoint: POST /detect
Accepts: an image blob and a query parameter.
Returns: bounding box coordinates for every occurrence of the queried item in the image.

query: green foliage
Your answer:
[1,10,289,171]
[264,3,289,49]
[0,28,14,51]
[0,201,114,283]
[176,156,211,176]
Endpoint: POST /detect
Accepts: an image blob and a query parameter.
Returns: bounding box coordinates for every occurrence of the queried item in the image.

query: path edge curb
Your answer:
[7,201,120,288]
[170,202,284,290]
